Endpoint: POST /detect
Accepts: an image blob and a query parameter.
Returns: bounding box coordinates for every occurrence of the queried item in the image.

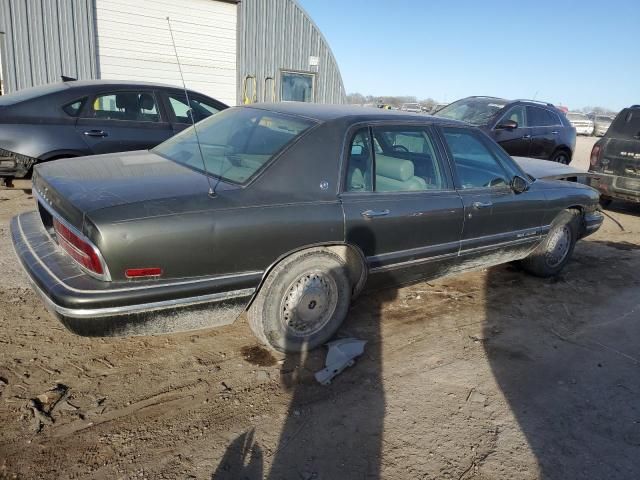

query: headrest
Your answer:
[116,93,138,110]
[376,154,414,181]
[139,94,155,111]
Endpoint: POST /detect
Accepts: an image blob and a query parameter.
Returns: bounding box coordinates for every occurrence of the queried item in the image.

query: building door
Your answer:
[94,0,237,105]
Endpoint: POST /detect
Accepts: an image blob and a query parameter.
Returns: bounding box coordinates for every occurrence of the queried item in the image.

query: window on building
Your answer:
[88,92,160,122]
[280,71,314,102]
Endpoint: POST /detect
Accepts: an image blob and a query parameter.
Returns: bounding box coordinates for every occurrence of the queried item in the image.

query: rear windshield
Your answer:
[435,98,507,126]
[0,83,69,106]
[608,109,640,139]
[153,107,315,184]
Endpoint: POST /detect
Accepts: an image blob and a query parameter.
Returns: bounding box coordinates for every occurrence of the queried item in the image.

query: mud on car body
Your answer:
[11,103,603,352]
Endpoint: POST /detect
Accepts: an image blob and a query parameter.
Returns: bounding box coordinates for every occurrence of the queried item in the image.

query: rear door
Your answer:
[76,90,173,154]
[527,106,558,160]
[341,124,465,286]
[438,126,546,262]
[162,91,227,134]
[492,105,531,157]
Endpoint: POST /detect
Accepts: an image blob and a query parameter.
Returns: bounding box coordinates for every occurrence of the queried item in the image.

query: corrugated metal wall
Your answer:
[238,0,345,105]
[0,0,97,94]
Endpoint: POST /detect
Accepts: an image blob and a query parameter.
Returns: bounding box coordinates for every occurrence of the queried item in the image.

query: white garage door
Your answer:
[95,0,237,106]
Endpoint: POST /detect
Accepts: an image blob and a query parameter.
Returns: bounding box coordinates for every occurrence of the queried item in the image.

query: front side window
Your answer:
[441,127,509,189]
[499,106,526,127]
[345,126,447,193]
[89,92,160,122]
[168,93,222,123]
[153,107,315,185]
[280,71,314,102]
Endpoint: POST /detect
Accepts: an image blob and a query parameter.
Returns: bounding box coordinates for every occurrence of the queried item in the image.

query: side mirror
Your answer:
[496,119,518,130]
[511,175,529,194]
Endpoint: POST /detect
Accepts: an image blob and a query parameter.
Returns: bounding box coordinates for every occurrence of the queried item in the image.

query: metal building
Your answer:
[0,0,345,105]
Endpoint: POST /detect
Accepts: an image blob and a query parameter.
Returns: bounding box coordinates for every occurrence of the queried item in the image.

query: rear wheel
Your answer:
[550,149,571,165]
[519,209,580,277]
[248,249,352,353]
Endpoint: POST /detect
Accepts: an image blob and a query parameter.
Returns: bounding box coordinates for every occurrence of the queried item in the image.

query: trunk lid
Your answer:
[32,150,232,230]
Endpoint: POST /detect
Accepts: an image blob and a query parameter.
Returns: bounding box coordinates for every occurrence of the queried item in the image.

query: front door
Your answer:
[341,125,465,287]
[492,105,531,157]
[76,90,172,154]
[438,126,546,265]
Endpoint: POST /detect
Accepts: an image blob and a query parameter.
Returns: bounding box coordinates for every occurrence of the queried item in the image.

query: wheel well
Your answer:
[246,243,368,309]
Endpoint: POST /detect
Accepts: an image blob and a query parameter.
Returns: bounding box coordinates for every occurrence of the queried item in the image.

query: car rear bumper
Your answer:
[588,172,640,203]
[11,211,260,337]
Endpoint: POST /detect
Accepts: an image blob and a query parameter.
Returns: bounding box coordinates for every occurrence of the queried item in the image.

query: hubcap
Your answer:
[545,225,571,267]
[281,270,338,337]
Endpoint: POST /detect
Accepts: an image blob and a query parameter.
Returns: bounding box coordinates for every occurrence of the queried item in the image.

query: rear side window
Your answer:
[608,109,640,139]
[168,93,223,123]
[441,127,509,189]
[87,92,161,122]
[62,98,86,117]
[526,106,558,127]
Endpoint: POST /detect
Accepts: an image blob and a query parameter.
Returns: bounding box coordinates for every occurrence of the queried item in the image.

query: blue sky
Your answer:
[298,0,639,111]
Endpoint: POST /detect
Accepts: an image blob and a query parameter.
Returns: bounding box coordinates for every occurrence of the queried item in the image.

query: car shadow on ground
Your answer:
[212,227,394,479]
[483,239,640,479]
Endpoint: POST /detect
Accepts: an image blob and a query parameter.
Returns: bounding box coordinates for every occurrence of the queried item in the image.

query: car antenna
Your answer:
[166,16,216,198]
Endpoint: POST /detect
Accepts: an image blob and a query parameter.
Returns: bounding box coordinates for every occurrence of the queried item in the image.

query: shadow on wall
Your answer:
[212,226,394,479]
[483,239,640,479]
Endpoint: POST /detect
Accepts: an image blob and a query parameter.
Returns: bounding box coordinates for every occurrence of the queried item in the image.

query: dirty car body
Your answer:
[11,103,603,351]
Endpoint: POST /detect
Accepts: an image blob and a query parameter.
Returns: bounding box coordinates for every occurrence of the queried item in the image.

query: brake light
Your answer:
[590,144,602,168]
[53,218,104,275]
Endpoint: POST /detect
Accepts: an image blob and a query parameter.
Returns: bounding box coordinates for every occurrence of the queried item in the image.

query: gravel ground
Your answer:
[0,179,639,479]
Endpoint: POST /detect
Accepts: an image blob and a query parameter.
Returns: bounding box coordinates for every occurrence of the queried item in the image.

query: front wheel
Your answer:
[248,249,352,353]
[519,209,580,277]
[550,150,570,165]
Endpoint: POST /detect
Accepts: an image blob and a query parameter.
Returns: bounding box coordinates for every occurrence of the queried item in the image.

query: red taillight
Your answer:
[590,144,602,168]
[53,218,104,275]
[125,267,162,279]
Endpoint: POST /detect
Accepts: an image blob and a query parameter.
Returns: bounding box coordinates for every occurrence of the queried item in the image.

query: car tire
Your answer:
[550,149,571,165]
[519,209,580,278]
[247,249,352,353]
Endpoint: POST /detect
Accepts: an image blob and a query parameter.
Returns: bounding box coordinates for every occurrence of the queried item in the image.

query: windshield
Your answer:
[434,98,507,126]
[567,113,587,120]
[608,109,640,139]
[0,82,69,106]
[153,107,315,184]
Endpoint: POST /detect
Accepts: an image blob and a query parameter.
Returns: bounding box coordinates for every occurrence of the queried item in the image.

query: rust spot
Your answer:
[240,345,277,367]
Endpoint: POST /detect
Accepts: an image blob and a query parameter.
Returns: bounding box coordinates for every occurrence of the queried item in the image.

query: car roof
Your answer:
[63,79,188,90]
[244,102,467,125]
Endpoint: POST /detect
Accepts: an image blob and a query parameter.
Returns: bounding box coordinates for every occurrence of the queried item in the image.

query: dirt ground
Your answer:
[1,159,639,479]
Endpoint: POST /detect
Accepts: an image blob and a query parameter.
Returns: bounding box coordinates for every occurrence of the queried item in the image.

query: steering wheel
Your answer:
[484,177,506,187]
[392,145,409,153]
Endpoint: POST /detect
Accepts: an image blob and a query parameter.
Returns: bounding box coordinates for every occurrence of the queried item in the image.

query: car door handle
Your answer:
[361,209,390,219]
[84,130,108,137]
[521,134,531,139]
[472,201,493,209]
[551,131,559,135]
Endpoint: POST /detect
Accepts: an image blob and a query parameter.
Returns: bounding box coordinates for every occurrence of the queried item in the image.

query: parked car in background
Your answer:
[0,79,228,183]
[11,103,602,352]
[589,105,640,205]
[566,112,595,135]
[400,103,422,113]
[594,114,615,136]
[434,96,576,164]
